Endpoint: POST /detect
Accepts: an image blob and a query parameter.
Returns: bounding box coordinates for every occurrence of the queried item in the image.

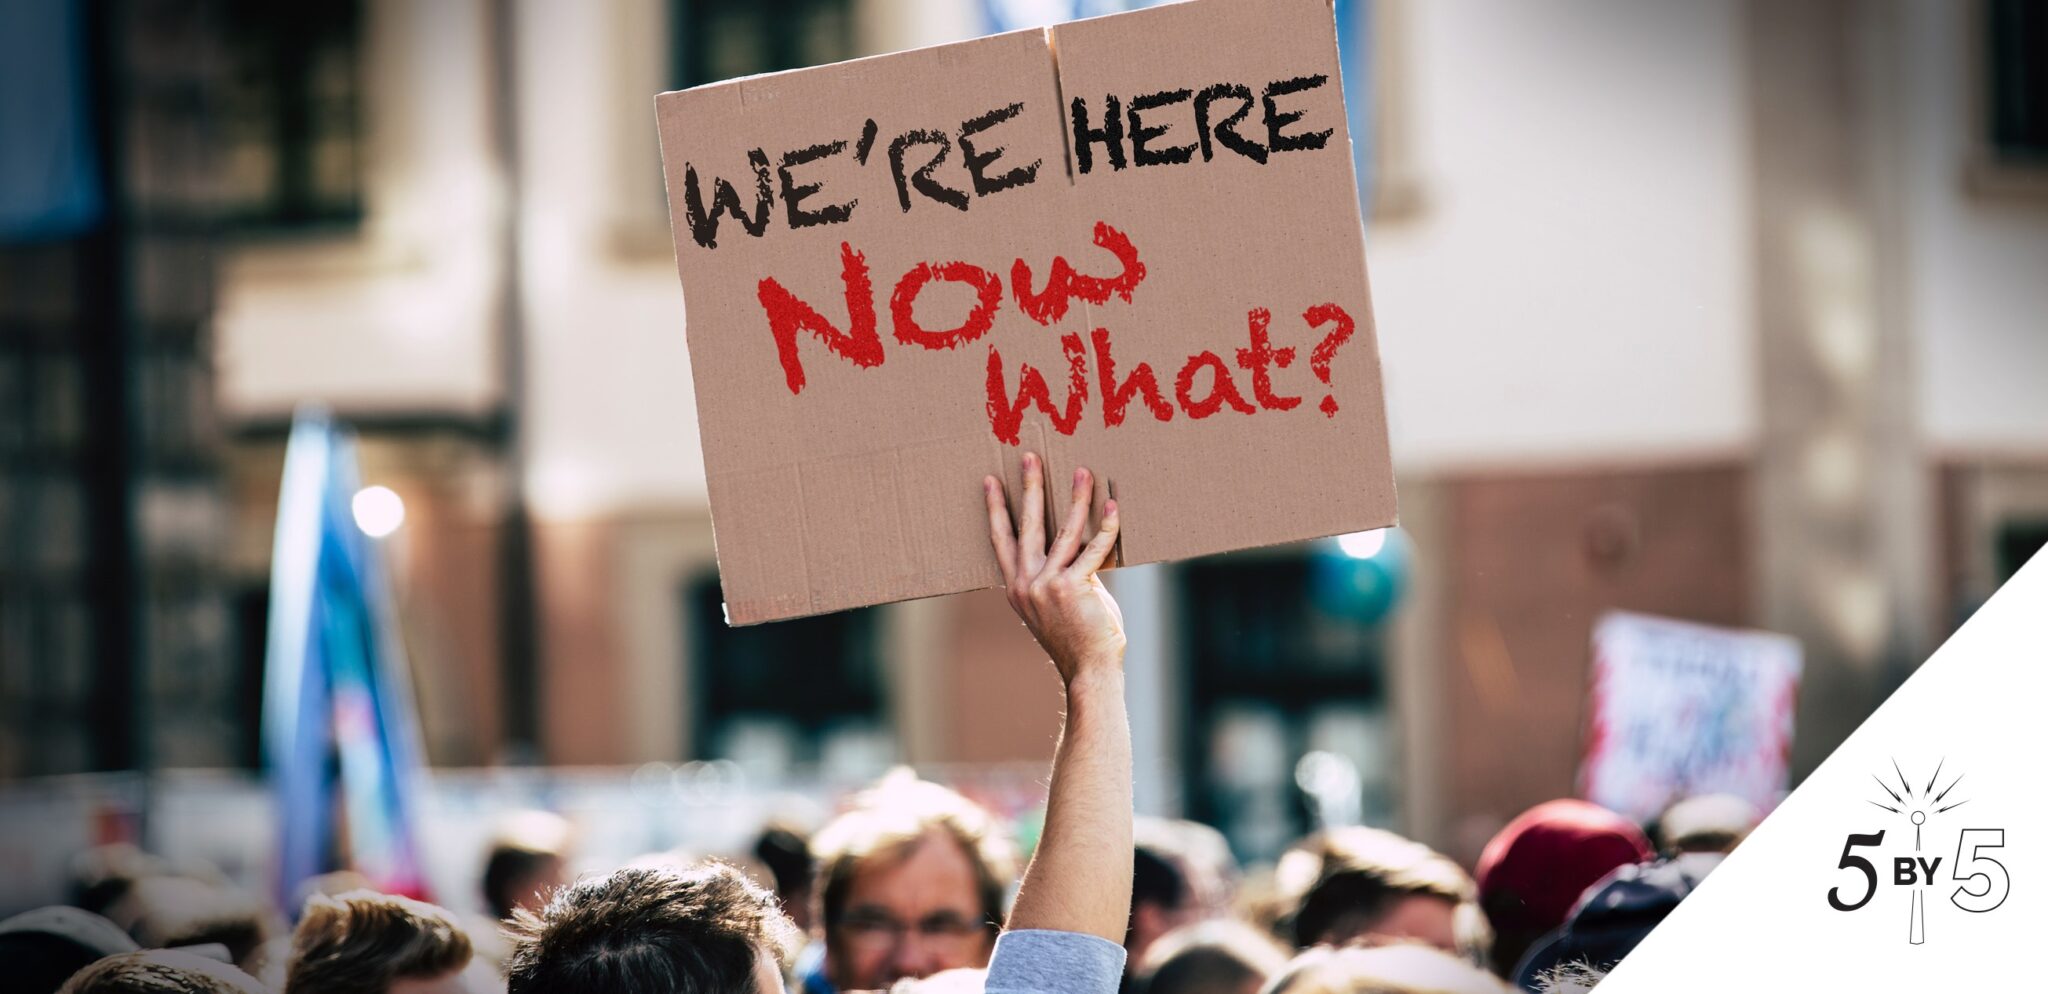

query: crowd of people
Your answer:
[1,457,1756,993]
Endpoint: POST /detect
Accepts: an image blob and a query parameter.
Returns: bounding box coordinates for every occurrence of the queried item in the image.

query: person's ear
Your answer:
[753,946,788,994]
[1131,901,1168,940]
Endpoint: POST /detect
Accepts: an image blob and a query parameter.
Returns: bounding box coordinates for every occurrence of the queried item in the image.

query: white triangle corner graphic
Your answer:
[1599,549,2046,991]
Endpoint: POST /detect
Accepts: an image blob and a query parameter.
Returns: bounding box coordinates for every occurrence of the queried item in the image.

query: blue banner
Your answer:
[262,410,431,910]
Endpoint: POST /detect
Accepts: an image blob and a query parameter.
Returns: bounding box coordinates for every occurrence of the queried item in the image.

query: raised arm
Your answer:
[982,452,1132,944]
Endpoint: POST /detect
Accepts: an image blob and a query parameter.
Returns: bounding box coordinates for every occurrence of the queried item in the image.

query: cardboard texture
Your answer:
[657,0,1394,624]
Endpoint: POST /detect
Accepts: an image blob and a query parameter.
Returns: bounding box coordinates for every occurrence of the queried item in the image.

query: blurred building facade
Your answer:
[1,0,240,779]
[5,0,2047,869]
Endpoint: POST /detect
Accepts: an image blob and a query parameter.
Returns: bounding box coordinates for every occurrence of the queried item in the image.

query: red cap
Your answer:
[1475,799,1654,958]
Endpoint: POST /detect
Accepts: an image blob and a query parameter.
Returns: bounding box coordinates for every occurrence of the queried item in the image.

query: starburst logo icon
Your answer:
[1866,759,1969,943]
[1868,757,1969,842]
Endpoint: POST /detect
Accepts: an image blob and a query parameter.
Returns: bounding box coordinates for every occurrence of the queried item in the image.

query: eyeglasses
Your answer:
[835,910,991,951]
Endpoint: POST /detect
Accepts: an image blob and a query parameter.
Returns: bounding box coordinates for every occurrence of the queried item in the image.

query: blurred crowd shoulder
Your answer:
[1262,945,1514,994]
[1652,793,1760,856]
[0,905,142,994]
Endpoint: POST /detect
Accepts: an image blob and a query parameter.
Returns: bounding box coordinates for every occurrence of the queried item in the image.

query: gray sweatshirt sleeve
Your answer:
[982,929,1128,994]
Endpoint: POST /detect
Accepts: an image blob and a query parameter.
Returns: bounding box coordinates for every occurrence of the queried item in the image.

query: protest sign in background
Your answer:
[1579,611,1804,822]
[657,0,1394,623]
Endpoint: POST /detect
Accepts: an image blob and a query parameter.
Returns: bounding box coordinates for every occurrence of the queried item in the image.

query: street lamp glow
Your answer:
[352,485,406,538]
[1335,529,1387,560]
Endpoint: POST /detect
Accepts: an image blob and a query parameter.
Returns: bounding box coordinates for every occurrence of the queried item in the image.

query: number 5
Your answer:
[1951,828,2010,913]
[1828,831,1885,911]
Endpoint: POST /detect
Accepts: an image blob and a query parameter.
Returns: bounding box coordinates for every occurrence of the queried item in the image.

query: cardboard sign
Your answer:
[656,0,1394,623]
[1578,612,1804,822]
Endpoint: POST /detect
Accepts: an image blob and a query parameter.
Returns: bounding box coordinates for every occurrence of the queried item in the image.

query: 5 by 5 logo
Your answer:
[1825,760,2009,944]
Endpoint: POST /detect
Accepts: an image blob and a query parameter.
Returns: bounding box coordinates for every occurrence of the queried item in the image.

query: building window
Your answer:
[1987,0,2048,164]
[1179,553,1396,862]
[685,577,888,778]
[1973,1,2048,197]
[671,0,854,90]
[1995,519,2048,584]
[218,0,364,229]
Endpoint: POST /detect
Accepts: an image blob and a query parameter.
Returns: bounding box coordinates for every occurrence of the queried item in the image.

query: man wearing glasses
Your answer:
[803,773,1019,991]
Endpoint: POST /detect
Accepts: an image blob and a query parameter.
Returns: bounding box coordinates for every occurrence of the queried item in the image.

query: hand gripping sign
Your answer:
[657,0,1395,623]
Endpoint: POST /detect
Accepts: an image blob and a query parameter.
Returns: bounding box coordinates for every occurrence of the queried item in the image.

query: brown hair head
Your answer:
[284,890,473,994]
[1280,828,1486,958]
[1137,919,1291,994]
[62,949,268,994]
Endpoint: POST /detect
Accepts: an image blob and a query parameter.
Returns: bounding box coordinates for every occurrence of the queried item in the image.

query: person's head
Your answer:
[1528,963,1605,994]
[1262,945,1511,994]
[1134,919,1289,994]
[1473,800,1652,979]
[1511,853,1720,987]
[112,875,274,972]
[482,810,575,921]
[752,822,816,934]
[284,890,474,994]
[506,862,800,994]
[810,772,1017,991]
[1280,828,1487,963]
[1655,794,1760,855]
[59,949,267,994]
[1138,817,1241,920]
[0,906,142,994]
[69,845,171,919]
[1129,840,1195,966]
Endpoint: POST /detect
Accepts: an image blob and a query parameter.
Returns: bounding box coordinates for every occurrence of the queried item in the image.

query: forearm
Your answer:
[1005,664,1133,942]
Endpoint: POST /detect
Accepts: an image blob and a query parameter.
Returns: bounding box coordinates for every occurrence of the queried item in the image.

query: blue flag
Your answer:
[262,410,431,910]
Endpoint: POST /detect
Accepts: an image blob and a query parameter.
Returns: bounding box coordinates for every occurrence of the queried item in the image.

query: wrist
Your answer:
[1062,662,1125,702]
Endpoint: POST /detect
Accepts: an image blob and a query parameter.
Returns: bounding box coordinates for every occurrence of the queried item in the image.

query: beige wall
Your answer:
[1369,0,1755,471]
[1899,1,2048,456]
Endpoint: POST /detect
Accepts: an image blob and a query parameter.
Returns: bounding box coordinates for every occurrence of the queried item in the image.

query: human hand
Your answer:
[983,452,1125,685]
